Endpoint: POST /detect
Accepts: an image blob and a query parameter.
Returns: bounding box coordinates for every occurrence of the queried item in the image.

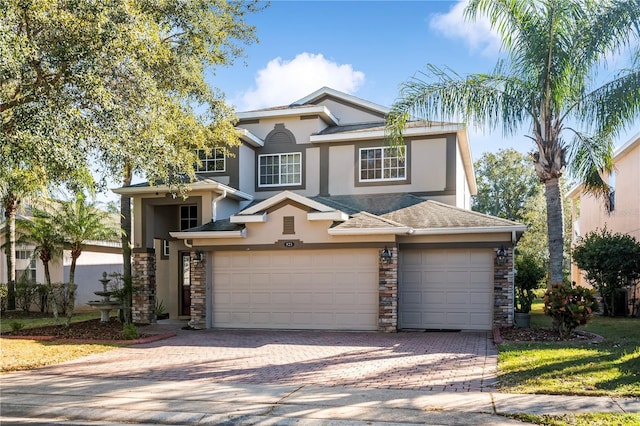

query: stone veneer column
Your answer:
[132,248,156,325]
[493,247,514,327]
[188,251,206,329]
[378,247,398,332]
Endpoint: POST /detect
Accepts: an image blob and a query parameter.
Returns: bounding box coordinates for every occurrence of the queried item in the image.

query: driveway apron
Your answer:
[32,328,498,392]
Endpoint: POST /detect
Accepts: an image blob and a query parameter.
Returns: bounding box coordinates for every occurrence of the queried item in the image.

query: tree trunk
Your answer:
[544,177,565,285]
[120,162,133,323]
[42,259,60,325]
[65,253,78,327]
[3,196,18,310]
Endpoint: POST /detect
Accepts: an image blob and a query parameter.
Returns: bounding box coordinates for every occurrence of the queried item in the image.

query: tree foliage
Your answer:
[573,228,640,316]
[386,0,640,285]
[1,0,264,306]
[472,148,541,221]
[53,194,121,326]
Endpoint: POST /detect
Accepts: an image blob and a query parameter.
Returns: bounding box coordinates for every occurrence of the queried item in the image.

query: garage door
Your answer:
[399,249,494,330]
[212,249,379,330]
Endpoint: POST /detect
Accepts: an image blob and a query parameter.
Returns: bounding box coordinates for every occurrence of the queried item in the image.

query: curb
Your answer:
[1,332,176,345]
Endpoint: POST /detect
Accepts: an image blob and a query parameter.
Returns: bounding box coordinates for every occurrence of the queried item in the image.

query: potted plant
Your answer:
[514,253,546,328]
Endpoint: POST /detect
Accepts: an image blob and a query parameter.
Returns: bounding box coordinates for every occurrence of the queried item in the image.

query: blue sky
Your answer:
[210,0,638,160]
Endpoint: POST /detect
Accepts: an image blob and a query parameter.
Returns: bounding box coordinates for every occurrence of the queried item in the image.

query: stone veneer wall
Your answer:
[378,246,398,332]
[189,251,207,329]
[493,247,514,327]
[132,248,156,325]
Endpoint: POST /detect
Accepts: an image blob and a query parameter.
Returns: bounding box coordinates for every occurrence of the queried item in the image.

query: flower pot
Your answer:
[514,311,531,328]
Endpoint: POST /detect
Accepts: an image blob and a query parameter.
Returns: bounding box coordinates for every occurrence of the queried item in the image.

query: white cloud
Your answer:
[429,0,502,57]
[238,52,365,110]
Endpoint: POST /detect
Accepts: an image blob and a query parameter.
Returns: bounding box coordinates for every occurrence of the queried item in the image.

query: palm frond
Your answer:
[386,65,532,146]
[578,65,640,136]
[566,129,614,206]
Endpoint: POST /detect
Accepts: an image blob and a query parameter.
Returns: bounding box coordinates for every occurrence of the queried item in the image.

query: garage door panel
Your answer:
[212,249,378,330]
[399,249,493,331]
[446,292,469,304]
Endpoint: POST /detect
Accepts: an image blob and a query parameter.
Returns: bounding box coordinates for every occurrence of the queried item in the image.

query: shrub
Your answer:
[515,253,546,313]
[122,323,139,340]
[573,228,640,316]
[0,283,7,311]
[543,282,598,339]
[10,321,25,332]
[15,278,39,312]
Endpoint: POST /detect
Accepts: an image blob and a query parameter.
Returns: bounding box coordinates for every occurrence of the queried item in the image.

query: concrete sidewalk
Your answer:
[1,373,638,425]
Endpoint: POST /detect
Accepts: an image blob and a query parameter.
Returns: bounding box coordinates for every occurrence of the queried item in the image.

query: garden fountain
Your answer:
[87,272,121,322]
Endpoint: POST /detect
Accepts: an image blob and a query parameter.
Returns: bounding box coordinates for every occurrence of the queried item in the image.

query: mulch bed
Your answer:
[497,326,603,343]
[3,318,146,341]
[1,314,175,344]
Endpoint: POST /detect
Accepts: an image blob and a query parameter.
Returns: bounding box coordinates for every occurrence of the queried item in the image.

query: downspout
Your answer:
[212,190,227,223]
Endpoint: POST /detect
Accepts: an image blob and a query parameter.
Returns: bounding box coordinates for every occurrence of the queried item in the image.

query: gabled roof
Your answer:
[381,200,525,234]
[292,86,391,115]
[169,192,524,238]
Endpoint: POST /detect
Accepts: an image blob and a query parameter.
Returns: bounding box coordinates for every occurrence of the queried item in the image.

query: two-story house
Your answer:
[114,87,525,332]
[568,132,640,315]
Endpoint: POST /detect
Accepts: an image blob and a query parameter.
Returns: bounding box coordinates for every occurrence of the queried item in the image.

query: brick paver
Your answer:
[35,328,498,392]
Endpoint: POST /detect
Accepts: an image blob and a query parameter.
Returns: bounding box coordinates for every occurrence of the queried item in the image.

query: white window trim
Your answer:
[358,146,407,182]
[258,152,302,188]
[162,240,170,257]
[195,148,226,173]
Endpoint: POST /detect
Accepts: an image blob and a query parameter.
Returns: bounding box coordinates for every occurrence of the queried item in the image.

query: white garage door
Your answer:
[399,249,494,330]
[212,249,379,330]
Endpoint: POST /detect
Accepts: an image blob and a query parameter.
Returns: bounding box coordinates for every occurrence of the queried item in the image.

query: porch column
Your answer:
[132,248,156,324]
[378,246,398,332]
[493,246,514,327]
[189,251,206,329]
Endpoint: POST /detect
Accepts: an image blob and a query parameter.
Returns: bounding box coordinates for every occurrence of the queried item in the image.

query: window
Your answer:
[195,148,226,172]
[608,172,616,212]
[258,152,302,187]
[180,205,198,230]
[28,258,36,281]
[359,146,406,182]
[162,240,170,257]
[16,250,32,260]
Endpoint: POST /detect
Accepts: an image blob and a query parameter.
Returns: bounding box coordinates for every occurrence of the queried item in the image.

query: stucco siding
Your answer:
[238,144,256,195]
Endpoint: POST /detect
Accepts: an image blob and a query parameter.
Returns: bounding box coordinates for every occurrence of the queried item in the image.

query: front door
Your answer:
[180,252,191,316]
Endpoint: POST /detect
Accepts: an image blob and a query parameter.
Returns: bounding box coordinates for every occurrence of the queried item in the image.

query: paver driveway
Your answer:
[35,328,498,392]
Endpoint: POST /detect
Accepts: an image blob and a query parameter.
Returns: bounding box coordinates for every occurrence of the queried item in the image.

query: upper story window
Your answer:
[195,148,225,173]
[359,146,406,182]
[180,205,198,230]
[608,171,616,212]
[258,152,302,187]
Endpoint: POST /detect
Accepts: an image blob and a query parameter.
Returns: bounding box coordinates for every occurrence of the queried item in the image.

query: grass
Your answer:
[509,413,640,426]
[1,339,119,372]
[499,301,640,397]
[0,310,102,333]
[1,310,119,373]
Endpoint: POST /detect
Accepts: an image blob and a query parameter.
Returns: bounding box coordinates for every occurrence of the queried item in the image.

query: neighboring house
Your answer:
[0,218,123,311]
[568,132,640,315]
[113,87,525,332]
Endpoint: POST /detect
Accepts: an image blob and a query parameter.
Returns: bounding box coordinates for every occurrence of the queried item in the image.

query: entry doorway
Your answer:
[179,252,191,316]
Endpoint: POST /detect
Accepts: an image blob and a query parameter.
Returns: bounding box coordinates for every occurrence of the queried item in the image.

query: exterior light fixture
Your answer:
[496,245,507,265]
[381,246,393,264]
[193,250,205,265]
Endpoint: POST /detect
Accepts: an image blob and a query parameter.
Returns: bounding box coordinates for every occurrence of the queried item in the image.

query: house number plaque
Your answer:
[284,241,295,248]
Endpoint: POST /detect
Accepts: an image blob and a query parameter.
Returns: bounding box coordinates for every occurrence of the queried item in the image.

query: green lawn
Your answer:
[499,301,640,397]
[510,413,640,426]
[0,311,101,333]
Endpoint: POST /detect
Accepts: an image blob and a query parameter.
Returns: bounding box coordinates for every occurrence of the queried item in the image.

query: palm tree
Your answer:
[54,194,121,326]
[17,206,64,324]
[386,0,640,284]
